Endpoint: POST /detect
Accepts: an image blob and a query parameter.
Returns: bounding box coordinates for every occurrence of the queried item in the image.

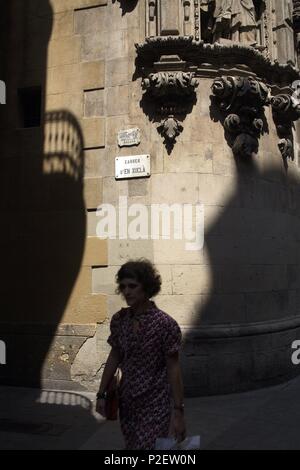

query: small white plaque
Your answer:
[115,155,150,179]
[118,128,141,147]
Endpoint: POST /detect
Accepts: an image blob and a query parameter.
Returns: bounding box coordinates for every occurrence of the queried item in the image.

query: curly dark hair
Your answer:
[116,259,161,298]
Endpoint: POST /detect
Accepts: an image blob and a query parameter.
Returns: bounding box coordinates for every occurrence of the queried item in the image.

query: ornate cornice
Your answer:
[136,34,300,153]
[135,35,195,61]
[136,36,300,86]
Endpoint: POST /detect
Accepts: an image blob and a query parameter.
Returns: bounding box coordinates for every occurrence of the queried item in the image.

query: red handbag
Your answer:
[105,369,121,421]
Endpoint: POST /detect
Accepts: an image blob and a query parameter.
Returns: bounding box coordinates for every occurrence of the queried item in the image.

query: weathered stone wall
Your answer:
[91,1,300,395]
[1,0,300,395]
[94,68,300,394]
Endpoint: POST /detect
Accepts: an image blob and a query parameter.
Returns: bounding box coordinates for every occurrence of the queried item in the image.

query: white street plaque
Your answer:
[115,155,150,179]
[118,128,141,147]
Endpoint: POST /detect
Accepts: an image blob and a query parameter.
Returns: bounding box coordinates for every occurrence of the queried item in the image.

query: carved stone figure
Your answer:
[213,0,238,41]
[201,0,261,45]
[231,0,258,44]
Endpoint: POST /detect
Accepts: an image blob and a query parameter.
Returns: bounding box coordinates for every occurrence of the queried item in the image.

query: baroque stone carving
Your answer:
[211,76,270,158]
[142,70,199,148]
[194,0,201,40]
[146,0,201,39]
[145,0,269,48]
[136,36,300,87]
[200,0,265,46]
[143,71,198,97]
[271,93,300,160]
[262,1,270,58]
[137,2,300,153]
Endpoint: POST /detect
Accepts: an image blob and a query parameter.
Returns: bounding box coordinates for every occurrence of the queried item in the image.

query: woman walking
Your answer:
[96,259,186,450]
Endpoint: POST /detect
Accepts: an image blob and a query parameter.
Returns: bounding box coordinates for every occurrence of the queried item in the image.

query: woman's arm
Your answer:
[166,352,186,442]
[98,346,121,394]
[96,346,121,417]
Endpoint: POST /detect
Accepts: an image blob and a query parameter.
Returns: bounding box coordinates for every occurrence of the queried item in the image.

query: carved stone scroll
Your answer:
[271,92,300,160]
[211,76,271,158]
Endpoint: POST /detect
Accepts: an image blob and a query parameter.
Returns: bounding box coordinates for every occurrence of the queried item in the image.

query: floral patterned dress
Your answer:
[107,301,182,450]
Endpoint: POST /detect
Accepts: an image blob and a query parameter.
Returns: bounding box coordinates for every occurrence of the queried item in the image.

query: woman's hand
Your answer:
[95,398,106,417]
[169,410,186,443]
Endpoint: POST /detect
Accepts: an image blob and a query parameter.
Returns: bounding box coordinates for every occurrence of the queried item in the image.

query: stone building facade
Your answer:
[1,0,300,395]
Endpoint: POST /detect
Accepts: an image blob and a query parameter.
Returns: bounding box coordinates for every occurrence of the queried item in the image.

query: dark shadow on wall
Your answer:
[112,0,139,15]
[0,0,103,449]
[0,2,103,446]
[131,20,300,397]
[0,108,87,388]
[182,141,300,396]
